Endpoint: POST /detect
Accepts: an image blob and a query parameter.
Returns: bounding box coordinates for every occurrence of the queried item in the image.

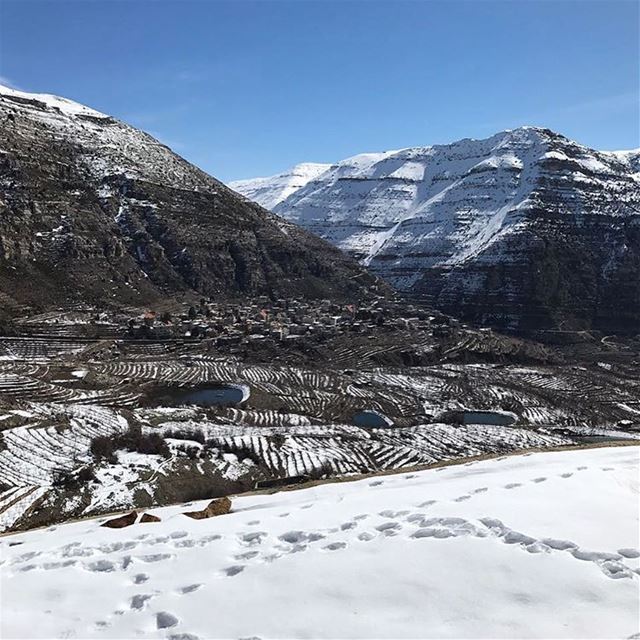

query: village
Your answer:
[121,295,461,348]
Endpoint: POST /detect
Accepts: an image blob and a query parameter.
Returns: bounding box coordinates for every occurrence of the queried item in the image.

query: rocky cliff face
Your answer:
[0,85,378,313]
[231,128,640,333]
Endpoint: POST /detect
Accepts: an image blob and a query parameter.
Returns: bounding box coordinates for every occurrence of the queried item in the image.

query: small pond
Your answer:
[460,411,517,426]
[575,434,634,444]
[167,384,250,407]
[353,410,394,428]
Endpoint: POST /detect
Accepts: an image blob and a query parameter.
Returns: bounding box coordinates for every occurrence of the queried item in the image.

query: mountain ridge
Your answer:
[0,84,379,313]
[230,127,640,333]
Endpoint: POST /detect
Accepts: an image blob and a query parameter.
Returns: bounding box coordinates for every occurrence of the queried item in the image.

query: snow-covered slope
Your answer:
[230,162,331,210]
[0,84,376,310]
[232,129,640,333]
[1,446,638,639]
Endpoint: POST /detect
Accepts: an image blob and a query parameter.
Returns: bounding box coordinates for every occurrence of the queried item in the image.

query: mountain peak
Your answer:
[230,128,640,333]
[230,161,331,210]
[0,83,109,119]
[0,85,378,311]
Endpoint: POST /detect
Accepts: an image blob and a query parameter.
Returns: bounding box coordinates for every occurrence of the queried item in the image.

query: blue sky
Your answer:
[1,0,638,181]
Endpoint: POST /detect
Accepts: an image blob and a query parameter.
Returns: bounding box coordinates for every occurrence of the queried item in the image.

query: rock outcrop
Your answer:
[101,510,138,528]
[183,496,232,519]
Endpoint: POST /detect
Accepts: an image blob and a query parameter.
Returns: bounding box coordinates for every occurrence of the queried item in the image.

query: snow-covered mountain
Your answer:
[230,128,640,333]
[230,162,331,210]
[0,85,377,312]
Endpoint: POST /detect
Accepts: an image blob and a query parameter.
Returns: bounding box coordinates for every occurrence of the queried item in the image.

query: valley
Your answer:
[0,84,638,540]
[1,300,639,534]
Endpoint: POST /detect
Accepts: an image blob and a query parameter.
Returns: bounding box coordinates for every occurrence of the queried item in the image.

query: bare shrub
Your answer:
[90,425,170,462]
[309,461,333,481]
[90,436,117,463]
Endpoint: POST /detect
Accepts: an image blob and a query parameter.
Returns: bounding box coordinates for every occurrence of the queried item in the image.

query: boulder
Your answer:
[101,510,137,528]
[183,496,231,520]
[140,513,161,523]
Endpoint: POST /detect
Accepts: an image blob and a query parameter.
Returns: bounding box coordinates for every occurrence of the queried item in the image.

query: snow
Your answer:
[229,127,640,293]
[540,150,570,162]
[0,84,219,194]
[0,83,108,119]
[1,446,638,639]
[229,162,331,210]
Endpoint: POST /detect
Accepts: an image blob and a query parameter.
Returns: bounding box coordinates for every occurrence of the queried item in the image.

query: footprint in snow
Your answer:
[602,467,614,471]
[156,611,179,629]
[532,477,547,483]
[340,521,357,531]
[239,532,267,545]
[132,573,149,584]
[247,520,261,525]
[560,473,573,478]
[279,531,325,544]
[376,522,402,535]
[138,553,174,563]
[323,542,347,551]
[130,594,154,611]
[576,466,588,471]
[542,538,578,551]
[223,565,245,577]
[418,500,437,508]
[177,583,202,594]
[43,560,77,571]
[169,531,189,539]
[618,548,640,558]
[99,541,137,553]
[19,564,37,572]
[369,480,384,487]
[13,551,40,564]
[85,559,117,573]
[472,487,488,494]
[504,483,522,489]
[278,513,290,518]
[406,513,425,523]
[174,539,196,549]
[454,495,471,502]
[358,532,375,542]
[235,550,259,561]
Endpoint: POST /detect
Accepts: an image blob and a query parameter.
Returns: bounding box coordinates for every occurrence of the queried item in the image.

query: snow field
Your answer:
[0,446,638,639]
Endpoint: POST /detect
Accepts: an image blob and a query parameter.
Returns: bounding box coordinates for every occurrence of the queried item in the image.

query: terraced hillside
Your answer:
[1,315,638,533]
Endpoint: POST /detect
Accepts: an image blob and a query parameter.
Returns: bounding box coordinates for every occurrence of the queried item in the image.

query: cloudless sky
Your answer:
[0,0,638,181]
